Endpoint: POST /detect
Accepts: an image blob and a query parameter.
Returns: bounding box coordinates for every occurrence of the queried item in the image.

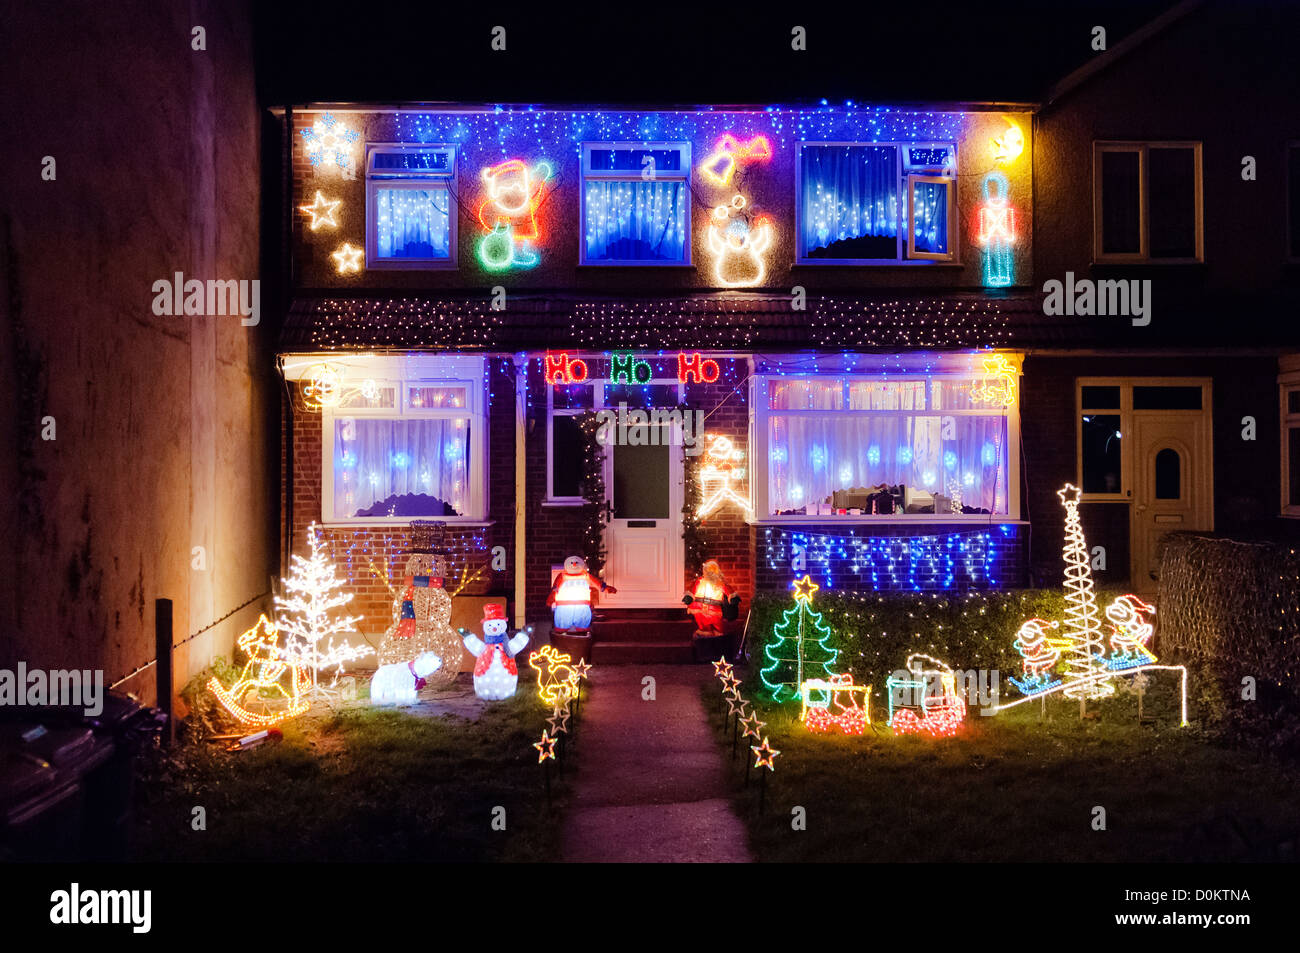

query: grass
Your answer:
[708,677,1300,863]
[131,692,560,862]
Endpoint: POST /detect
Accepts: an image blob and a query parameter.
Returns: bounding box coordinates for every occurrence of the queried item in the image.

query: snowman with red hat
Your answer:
[460,603,532,700]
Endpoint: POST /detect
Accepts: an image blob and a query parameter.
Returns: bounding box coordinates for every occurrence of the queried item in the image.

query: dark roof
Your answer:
[279,290,1299,354]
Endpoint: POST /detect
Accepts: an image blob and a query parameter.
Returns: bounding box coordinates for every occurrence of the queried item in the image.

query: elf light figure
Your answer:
[696,434,752,519]
[682,559,739,636]
[1058,484,1115,699]
[547,555,616,635]
[1102,594,1157,670]
[476,158,553,270]
[460,604,531,700]
[977,171,1016,288]
[1009,618,1065,695]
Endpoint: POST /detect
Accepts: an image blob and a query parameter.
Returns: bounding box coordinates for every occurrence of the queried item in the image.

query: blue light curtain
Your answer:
[799,145,900,259]
[584,180,687,262]
[375,187,451,260]
[911,180,950,255]
[334,418,469,517]
[768,414,1008,514]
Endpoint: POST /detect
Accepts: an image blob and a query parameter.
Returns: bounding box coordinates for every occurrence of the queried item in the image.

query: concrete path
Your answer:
[559,665,753,863]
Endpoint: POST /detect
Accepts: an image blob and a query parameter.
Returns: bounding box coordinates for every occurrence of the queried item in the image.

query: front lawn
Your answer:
[711,681,1300,862]
[131,691,558,862]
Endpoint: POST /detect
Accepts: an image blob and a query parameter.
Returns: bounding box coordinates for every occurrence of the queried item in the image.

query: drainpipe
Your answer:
[513,353,528,629]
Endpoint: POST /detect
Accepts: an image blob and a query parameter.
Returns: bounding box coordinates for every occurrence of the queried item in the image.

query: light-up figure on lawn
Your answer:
[1101,594,1157,670]
[1008,618,1064,695]
[1058,484,1115,699]
[546,555,616,636]
[460,604,531,700]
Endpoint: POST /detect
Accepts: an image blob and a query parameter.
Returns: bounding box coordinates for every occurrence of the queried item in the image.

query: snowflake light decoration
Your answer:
[301,113,360,172]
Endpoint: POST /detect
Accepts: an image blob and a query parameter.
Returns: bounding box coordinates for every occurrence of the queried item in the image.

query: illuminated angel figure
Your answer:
[706,194,774,288]
[1102,594,1157,670]
[476,158,553,270]
[1009,618,1065,695]
[696,434,751,519]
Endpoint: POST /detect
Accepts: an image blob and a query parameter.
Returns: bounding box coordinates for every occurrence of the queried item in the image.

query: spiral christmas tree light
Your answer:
[1056,485,1114,700]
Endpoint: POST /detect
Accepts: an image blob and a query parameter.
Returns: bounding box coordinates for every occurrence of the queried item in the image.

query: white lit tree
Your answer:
[274,522,372,699]
[1056,485,1114,700]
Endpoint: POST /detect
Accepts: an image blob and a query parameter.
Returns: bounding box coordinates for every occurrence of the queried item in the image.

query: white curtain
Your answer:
[334,417,469,517]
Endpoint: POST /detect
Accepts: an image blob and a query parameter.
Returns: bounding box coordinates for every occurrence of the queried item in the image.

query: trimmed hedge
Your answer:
[742,588,1075,703]
[1157,533,1300,698]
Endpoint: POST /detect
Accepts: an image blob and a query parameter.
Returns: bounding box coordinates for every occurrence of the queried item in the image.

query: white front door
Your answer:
[1131,414,1212,591]
[601,419,685,607]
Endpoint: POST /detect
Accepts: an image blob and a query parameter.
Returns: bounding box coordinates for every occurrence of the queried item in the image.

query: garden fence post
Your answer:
[155,598,175,748]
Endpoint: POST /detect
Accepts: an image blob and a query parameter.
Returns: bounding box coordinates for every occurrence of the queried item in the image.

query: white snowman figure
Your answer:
[461,604,531,700]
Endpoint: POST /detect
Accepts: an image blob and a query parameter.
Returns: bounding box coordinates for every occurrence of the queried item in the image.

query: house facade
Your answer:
[274,3,1299,650]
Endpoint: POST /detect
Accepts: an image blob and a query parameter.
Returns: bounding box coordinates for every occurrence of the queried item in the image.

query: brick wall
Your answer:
[284,362,516,641]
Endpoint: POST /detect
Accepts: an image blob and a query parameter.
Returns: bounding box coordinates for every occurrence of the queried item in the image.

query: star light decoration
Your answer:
[299,191,341,231]
[547,705,571,735]
[751,737,780,771]
[721,674,741,695]
[739,712,766,742]
[331,242,363,275]
[727,696,749,719]
[712,658,734,679]
[533,730,558,763]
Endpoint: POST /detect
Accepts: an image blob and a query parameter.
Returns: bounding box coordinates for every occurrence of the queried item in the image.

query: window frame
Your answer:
[320,356,487,525]
[907,173,958,262]
[1092,141,1204,264]
[1075,377,1212,503]
[795,141,959,266]
[544,362,687,505]
[365,143,459,270]
[579,141,692,267]
[1280,363,1300,517]
[751,368,1021,523]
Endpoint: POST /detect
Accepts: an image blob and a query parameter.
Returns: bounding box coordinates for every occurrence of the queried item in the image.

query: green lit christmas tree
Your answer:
[760,575,840,702]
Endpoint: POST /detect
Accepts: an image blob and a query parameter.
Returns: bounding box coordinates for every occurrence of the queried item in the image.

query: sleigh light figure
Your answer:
[800,673,870,735]
[886,653,967,738]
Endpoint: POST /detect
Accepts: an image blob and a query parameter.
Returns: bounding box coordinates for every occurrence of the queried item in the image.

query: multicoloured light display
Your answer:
[1009,618,1064,695]
[1101,594,1157,670]
[799,673,870,734]
[751,736,781,770]
[207,615,311,729]
[976,172,1016,288]
[886,653,966,737]
[545,352,589,385]
[475,158,554,270]
[760,575,840,701]
[699,133,773,187]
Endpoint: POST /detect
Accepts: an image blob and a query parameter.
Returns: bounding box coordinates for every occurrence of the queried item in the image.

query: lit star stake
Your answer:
[547,706,570,735]
[740,712,766,741]
[721,674,741,695]
[712,657,734,679]
[534,730,557,763]
[751,737,780,771]
[331,242,363,274]
[299,191,341,231]
[573,659,593,681]
[792,574,820,603]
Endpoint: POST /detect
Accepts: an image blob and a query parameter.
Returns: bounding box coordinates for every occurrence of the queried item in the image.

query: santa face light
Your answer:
[461,604,531,700]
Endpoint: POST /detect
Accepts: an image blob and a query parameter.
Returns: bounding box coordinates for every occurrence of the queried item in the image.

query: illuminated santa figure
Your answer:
[682,559,739,635]
[696,434,751,520]
[476,158,553,270]
[461,604,531,700]
[546,555,616,635]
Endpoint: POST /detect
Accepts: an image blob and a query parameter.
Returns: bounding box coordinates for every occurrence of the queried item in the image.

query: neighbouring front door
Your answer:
[601,419,685,607]
[1131,414,1212,591]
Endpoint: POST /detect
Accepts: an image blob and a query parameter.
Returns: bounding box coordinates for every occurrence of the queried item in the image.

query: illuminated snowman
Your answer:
[461,603,531,700]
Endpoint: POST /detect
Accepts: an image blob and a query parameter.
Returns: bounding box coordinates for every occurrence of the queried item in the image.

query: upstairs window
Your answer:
[581,143,691,265]
[366,144,457,268]
[797,142,956,263]
[1094,142,1203,262]
[1288,142,1300,261]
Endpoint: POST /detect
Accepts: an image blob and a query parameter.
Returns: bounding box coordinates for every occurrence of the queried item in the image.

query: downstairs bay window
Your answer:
[304,356,487,523]
[753,365,1017,520]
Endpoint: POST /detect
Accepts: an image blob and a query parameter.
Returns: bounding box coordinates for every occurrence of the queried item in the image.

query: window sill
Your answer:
[792,260,964,268]
[319,519,496,528]
[541,499,587,508]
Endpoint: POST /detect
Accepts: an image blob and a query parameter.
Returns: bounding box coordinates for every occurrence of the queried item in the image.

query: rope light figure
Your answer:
[699,133,773,187]
[800,673,870,735]
[1008,618,1065,695]
[977,172,1015,288]
[971,354,1018,407]
[886,653,967,737]
[475,158,554,271]
[1101,594,1157,670]
[1057,484,1115,700]
[696,434,752,520]
[705,194,775,288]
[528,645,579,707]
[207,615,311,729]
